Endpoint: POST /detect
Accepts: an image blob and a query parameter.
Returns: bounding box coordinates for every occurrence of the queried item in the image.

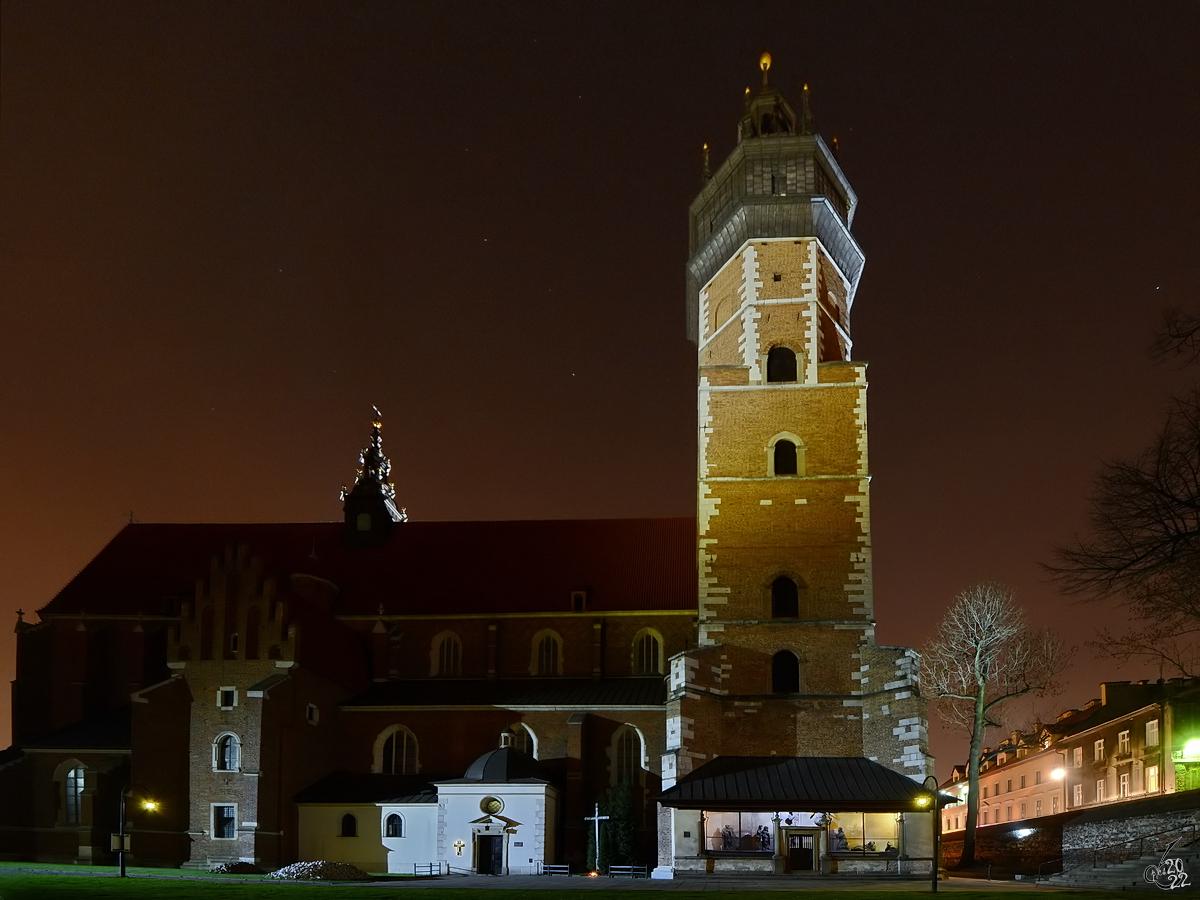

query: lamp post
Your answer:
[921,775,941,893]
[115,786,158,877]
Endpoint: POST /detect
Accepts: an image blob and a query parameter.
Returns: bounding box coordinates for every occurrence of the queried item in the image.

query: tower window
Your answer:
[774,440,798,476]
[771,651,802,693]
[766,347,797,382]
[215,734,240,771]
[213,804,237,839]
[771,173,787,195]
[771,577,800,618]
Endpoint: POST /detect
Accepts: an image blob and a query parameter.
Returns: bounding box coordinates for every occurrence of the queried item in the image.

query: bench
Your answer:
[540,864,570,876]
[608,865,649,878]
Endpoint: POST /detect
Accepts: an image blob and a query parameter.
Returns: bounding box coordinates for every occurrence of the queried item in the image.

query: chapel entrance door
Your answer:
[786,831,817,872]
[476,834,503,875]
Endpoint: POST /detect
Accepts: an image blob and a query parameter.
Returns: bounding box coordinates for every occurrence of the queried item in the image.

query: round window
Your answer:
[481,796,503,815]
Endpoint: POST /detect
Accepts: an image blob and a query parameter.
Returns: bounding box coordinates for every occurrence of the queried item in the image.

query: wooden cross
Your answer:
[584,802,610,872]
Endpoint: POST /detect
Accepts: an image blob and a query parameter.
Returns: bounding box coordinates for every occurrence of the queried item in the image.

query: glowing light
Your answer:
[1184,739,1200,759]
[588,871,599,877]
[1051,767,1065,780]
[140,799,159,812]
[916,794,931,807]
[1014,828,1034,838]
[759,52,772,73]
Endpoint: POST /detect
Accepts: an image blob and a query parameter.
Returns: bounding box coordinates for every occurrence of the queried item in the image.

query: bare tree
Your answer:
[1151,308,1200,364]
[922,584,1072,868]
[1048,389,1200,675]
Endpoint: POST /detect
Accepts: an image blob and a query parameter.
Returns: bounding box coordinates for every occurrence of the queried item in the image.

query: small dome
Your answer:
[463,747,539,782]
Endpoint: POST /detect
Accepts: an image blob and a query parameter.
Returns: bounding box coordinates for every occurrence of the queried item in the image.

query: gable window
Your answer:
[65,765,84,825]
[215,734,240,772]
[766,346,798,383]
[340,813,357,837]
[435,633,462,677]
[380,726,418,775]
[633,630,663,675]
[385,813,404,838]
[771,650,802,693]
[213,804,237,839]
[771,576,801,618]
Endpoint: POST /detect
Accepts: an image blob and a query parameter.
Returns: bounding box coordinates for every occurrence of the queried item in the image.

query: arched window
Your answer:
[340,813,357,837]
[434,632,462,676]
[771,577,800,618]
[65,765,84,825]
[767,346,798,383]
[767,432,805,477]
[530,630,562,676]
[385,813,404,838]
[615,728,638,784]
[772,651,802,694]
[215,734,240,771]
[774,440,798,475]
[378,726,418,774]
[632,629,663,675]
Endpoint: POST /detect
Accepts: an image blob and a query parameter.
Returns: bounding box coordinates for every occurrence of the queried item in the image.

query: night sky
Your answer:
[2,2,1198,774]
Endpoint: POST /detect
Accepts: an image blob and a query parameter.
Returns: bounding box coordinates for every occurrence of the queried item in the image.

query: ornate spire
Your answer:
[341,407,406,544]
[800,82,815,135]
[737,53,798,143]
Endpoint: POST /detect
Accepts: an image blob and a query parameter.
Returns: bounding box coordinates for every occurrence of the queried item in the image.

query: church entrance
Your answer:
[785,831,818,873]
[476,834,504,875]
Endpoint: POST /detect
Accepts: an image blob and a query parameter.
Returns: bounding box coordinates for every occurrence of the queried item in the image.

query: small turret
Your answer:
[340,407,406,546]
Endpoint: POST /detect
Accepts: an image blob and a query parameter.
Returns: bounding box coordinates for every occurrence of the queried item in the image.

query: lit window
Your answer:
[65,766,84,825]
[1148,765,1160,793]
[385,813,403,838]
[1118,731,1130,755]
[1146,719,1160,747]
[340,813,357,837]
[213,805,237,839]
[380,727,418,775]
[215,734,240,771]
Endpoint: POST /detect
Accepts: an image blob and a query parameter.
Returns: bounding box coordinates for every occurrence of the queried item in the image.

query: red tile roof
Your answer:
[39,518,698,619]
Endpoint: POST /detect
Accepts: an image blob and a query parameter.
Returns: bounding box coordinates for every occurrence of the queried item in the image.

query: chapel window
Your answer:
[534,632,562,676]
[771,576,800,618]
[766,346,797,383]
[633,630,663,675]
[65,766,84,825]
[381,727,418,775]
[436,633,462,676]
[773,440,798,476]
[385,813,404,838]
[771,651,802,693]
[614,727,639,785]
[340,813,357,837]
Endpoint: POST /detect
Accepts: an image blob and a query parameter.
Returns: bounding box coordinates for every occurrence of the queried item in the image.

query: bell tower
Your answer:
[662,55,929,802]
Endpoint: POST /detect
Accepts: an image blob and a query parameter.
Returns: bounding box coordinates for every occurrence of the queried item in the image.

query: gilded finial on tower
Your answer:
[702,142,711,182]
[760,52,772,86]
[800,82,815,135]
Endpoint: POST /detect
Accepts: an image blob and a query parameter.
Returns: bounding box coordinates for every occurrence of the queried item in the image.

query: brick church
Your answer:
[0,57,937,877]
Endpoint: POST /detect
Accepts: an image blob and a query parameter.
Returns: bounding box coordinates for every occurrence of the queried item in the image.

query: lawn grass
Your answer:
[0,871,1119,900]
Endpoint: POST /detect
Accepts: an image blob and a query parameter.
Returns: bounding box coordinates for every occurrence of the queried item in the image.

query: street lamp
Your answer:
[115,786,159,877]
[920,775,941,893]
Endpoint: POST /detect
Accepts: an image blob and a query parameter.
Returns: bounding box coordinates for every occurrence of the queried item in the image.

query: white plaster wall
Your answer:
[437,782,556,875]
[297,803,436,874]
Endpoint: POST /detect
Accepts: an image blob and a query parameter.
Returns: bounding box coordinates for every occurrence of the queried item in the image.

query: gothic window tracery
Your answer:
[632,629,664,675]
[377,725,418,774]
[530,630,562,676]
[433,632,462,676]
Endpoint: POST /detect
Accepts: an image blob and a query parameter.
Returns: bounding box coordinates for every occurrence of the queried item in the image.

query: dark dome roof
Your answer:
[463,747,539,782]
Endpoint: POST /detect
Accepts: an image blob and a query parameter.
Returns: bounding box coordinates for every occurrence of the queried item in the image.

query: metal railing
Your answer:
[1038,822,1199,881]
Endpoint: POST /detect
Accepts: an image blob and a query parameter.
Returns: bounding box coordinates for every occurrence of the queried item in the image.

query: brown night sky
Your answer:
[2,1,1198,774]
